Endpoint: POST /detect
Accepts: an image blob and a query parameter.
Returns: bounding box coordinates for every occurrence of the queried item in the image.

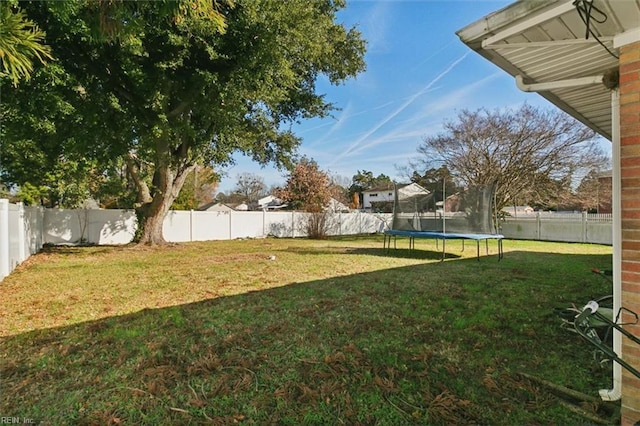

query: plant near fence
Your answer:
[276,157,337,239]
[304,211,335,239]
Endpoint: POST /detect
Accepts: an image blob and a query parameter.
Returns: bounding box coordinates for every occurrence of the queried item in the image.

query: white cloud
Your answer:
[328,52,472,165]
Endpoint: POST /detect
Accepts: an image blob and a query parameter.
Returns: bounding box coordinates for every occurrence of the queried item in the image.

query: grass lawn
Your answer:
[0,236,617,424]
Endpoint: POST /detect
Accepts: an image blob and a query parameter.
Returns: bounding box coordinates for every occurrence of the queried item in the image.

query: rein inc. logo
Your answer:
[0,417,38,424]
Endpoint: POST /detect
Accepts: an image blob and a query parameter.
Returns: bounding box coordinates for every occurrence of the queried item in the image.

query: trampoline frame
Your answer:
[383,229,504,261]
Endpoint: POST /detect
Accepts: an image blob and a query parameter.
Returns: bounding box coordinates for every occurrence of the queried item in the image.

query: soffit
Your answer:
[457,0,640,140]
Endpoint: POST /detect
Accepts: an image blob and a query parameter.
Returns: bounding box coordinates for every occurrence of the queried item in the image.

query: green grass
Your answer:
[0,236,617,424]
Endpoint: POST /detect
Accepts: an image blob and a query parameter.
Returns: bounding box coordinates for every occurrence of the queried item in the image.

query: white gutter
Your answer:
[515,75,604,92]
[600,89,622,401]
[481,1,575,48]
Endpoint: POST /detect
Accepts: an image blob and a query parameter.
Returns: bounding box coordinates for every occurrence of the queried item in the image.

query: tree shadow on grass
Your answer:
[286,245,457,261]
[0,250,617,425]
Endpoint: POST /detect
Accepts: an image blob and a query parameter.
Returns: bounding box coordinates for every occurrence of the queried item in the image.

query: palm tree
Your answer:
[0,3,52,86]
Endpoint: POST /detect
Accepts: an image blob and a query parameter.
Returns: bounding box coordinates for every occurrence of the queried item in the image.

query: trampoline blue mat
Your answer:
[384,229,504,240]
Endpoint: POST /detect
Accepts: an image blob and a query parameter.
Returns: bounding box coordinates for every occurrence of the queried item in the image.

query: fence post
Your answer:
[582,211,587,243]
[291,211,295,238]
[0,199,10,281]
[17,202,26,263]
[536,211,541,240]
[39,206,45,249]
[228,211,232,240]
[190,209,194,242]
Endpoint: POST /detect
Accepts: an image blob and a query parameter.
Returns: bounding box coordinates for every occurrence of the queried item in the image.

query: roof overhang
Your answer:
[457,0,640,141]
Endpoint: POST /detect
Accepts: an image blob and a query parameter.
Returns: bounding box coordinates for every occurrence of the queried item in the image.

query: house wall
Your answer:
[620,40,640,425]
[363,190,394,210]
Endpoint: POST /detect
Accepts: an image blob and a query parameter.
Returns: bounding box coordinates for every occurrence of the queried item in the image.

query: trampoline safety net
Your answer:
[391,183,497,235]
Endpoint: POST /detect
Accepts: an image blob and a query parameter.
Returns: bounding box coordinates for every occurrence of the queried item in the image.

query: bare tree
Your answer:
[574,169,612,212]
[233,173,268,205]
[412,104,610,212]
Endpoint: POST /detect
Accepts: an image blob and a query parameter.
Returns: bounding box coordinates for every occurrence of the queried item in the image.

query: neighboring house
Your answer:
[198,202,234,212]
[362,183,429,211]
[234,203,249,211]
[362,184,394,211]
[502,206,535,216]
[257,195,287,210]
[325,197,350,213]
[457,1,639,420]
[198,202,245,212]
[258,195,275,209]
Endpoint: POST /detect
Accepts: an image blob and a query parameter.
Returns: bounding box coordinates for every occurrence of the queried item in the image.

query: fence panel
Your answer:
[264,211,295,238]
[8,203,24,271]
[501,216,538,240]
[230,211,265,239]
[501,212,612,245]
[586,222,612,244]
[191,211,231,241]
[0,201,45,281]
[163,210,192,242]
[540,214,584,243]
[43,208,84,244]
[23,206,43,257]
[87,209,136,244]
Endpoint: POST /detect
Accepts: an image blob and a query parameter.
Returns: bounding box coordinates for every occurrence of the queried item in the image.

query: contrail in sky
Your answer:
[328,51,471,166]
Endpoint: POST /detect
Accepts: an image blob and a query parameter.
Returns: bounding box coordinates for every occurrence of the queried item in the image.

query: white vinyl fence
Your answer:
[500,212,612,245]
[0,200,45,281]
[0,198,614,282]
[162,210,390,242]
[0,199,391,281]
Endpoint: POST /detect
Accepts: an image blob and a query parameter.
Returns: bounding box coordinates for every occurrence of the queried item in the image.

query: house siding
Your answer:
[362,191,394,210]
[620,40,640,426]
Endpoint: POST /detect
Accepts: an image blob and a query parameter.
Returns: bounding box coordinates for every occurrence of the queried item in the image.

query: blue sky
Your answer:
[216,0,605,193]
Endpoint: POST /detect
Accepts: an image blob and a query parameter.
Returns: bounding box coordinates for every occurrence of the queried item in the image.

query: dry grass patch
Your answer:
[0,236,618,424]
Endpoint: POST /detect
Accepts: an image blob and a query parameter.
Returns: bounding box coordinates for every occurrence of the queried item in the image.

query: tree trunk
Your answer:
[132,160,197,245]
[136,194,174,245]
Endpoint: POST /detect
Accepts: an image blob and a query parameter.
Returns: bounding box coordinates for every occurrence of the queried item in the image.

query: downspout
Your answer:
[600,89,622,401]
[514,74,622,401]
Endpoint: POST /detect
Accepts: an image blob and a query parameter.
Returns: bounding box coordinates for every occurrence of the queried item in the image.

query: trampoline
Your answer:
[383,183,504,261]
[383,229,504,261]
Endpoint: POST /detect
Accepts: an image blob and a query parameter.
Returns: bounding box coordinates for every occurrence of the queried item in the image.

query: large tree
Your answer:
[412,104,610,212]
[2,0,366,244]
